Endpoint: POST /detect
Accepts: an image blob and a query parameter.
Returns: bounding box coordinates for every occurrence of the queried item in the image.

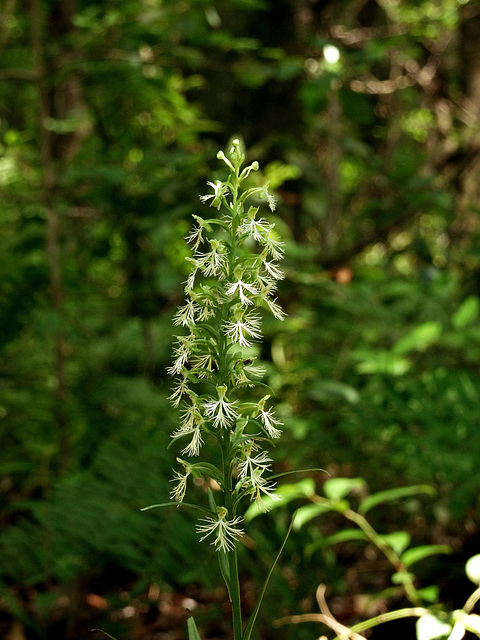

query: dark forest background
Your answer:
[1,0,480,638]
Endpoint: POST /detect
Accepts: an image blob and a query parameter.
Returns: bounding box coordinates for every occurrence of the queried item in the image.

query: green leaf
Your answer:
[466,554,480,585]
[190,463,223,486]
[242,511,297,640]
[324,477,365,500]
[379,531,411,555]
[217,549,231,595]
[309,380,360,404]
[207,488,217,514]
[401,545,452,568]
[292,503,336,530]
[321,529,368,546]
[452,296,479,328]
[355,350,411,376]
[187,615,202,640]
[359,485,436,514]
[392,321,442,355]
[416,586,440,604]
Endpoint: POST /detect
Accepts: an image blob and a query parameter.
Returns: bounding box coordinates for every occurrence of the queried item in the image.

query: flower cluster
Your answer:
[167,139,286,552]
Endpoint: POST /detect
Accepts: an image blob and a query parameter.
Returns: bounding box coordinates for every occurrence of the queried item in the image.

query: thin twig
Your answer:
[316,585,366,640]
[273,584,366,640]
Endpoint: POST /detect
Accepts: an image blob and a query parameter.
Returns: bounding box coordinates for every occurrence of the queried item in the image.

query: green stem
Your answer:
[209,152,247,640]
[223,459,243,639]
[229,547,243,640]
[227,161,244,640]
[332,607,429,640]
[344,508,420,606]
[312,496,421,606]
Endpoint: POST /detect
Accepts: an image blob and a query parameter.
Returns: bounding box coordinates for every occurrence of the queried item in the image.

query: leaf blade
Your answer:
[187,615,202,640]
[359,485,435,514]
[401,545,452,568]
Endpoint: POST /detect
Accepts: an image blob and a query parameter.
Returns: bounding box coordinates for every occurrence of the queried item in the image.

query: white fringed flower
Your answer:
[224,311,262,348]
[203,385,239,428]
[184,267,198,293]
[252,479,281,512]
[185,225,203,252]
[233,358,266,386]
[238,444,280,511]
[196,507,244,552]
[199,180,229,210]
[257,396,283,438]
[170,461,191,503]
[195,239,228,277]
[190,353,216,378]
[258,407,283,438]
[166,335,195,375]
[181,424,204,457]
[263,259,285,280]
[173,298,200,327]
[168,142,286,515]
[168,376,190,407]
[185,214,212,252]
[239,207,272,243]
[265,296,287,320]
[238,447,272,481]
[225,279,260,306]
[172,404,205,457]
[176,403,197,432]
[262,229,284,260]
[262,181,276,212]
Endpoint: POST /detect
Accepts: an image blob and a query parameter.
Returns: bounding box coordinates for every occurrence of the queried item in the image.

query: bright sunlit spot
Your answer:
[323,44,340,64]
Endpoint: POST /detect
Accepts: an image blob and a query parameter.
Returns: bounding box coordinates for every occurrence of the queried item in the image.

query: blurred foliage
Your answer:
[1,0,480,638]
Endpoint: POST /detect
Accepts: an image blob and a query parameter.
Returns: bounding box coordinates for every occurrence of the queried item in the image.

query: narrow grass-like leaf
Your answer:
[323,477,365,500]
[91,630,118,640]
[218,549,231,595]
[206,487,217,513]
[140,502,213,516]
[359,485,435,514]
[242,511,297,640]
[269,468,327,481]
[187,615,202,640]
[191,463,224,486]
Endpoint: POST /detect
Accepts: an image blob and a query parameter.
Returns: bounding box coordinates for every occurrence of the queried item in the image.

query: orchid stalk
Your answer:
[166,139,286,639]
